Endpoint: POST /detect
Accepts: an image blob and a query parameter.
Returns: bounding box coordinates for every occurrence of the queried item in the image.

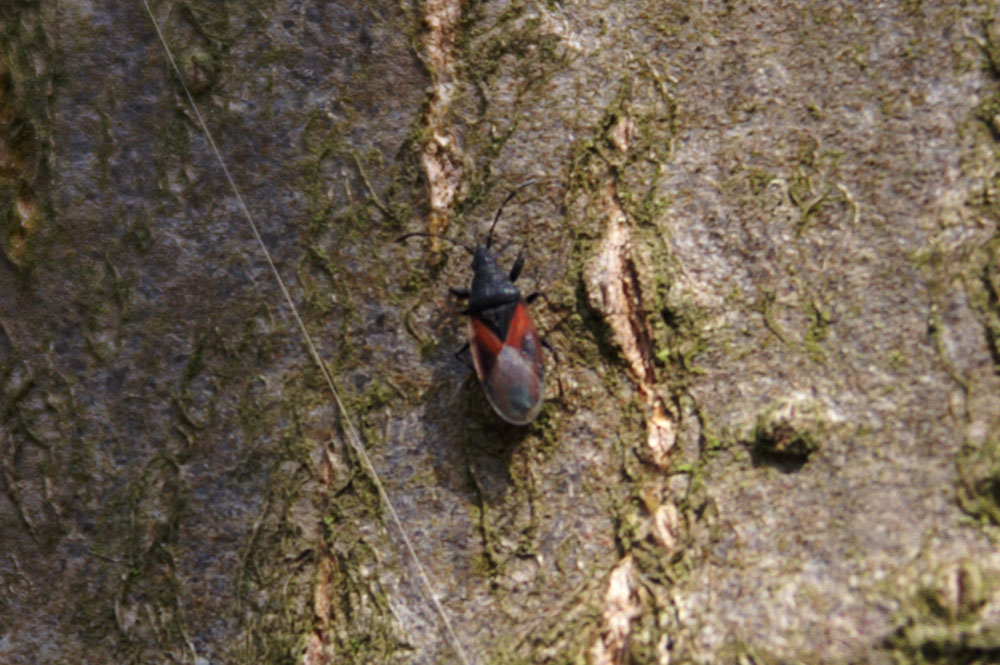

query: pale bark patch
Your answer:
[421,0,464,239]
[589,554,640,665]
[585,115,676,467]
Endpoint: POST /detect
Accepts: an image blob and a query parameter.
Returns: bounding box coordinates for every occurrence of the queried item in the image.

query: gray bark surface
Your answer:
[2,1,1000,664]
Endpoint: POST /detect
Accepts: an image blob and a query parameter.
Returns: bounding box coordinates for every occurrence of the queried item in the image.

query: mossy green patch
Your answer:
[0,3,56,271]
[957,436,1000,526]
[885,560,1000,664]
[946,12,1000,540]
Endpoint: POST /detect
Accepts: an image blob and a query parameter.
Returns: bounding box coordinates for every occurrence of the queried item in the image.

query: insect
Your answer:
[399,184,548,425]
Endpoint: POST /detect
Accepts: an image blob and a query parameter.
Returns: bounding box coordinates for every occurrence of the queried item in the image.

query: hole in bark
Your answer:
[749,422,814,472]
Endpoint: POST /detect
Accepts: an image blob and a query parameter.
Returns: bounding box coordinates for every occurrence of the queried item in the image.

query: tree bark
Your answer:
[2,1,1000,664]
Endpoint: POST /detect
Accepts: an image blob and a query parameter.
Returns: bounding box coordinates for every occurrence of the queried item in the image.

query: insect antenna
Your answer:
[485,179,538,249]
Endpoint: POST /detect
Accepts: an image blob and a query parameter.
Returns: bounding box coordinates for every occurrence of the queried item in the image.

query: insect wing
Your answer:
[468,303,544,425]
[504,301,544,370]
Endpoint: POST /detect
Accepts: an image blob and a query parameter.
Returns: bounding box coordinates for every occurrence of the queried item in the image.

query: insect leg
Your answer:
[454,341,474,370]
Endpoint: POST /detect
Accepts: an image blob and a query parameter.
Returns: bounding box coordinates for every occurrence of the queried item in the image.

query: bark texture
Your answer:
[2,1,1000,664]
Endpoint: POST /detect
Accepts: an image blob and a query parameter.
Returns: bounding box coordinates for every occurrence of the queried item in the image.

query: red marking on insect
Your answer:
[398,182,548,425]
